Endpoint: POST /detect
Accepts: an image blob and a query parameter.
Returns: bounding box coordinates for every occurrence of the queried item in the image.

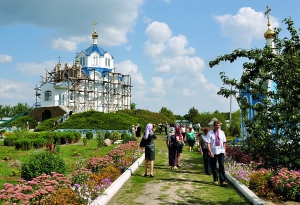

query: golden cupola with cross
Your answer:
[264,6,275,39]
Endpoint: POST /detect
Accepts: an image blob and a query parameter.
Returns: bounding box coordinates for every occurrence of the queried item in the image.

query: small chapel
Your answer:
[29,22,132,122]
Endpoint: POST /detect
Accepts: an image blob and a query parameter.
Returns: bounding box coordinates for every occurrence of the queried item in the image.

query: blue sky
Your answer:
[0,0,299,116]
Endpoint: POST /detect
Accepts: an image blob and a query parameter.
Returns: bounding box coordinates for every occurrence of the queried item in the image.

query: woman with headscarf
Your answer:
[143,123,157,177]
[166,127,178,169]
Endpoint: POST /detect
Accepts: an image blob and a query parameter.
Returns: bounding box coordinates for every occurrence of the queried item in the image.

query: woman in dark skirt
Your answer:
[166,127,178,169]
[143,123,157,177]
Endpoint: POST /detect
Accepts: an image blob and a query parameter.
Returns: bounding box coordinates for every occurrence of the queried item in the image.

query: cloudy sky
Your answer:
[0,0,299,116]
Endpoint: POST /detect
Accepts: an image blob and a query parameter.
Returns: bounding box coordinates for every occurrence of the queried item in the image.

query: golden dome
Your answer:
[92,29,98,38]
[264,26,275,39]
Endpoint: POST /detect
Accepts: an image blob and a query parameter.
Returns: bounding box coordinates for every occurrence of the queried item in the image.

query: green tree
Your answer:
[130,102,136,110]
[159,107,175,122]
[185,106,201,125]
[229,110,241,137]
[209,17,300,169]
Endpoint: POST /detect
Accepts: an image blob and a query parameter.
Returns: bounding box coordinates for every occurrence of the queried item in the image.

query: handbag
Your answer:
[177,141,184,149]
[139,137,148,147]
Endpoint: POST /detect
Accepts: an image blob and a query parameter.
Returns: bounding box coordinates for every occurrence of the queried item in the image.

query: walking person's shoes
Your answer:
[221,182,228,186]
[144,174,148,177]
[150,175,154,178]
[213,181,219,185]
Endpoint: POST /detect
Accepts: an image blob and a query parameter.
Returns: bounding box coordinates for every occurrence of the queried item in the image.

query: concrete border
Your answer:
[90,153,145,205]
[90,153,266,205]
[226,172,265,205]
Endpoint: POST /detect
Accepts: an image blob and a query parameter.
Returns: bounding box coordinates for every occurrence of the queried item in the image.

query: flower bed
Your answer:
[0,141,141,205]
[225,146,300,202]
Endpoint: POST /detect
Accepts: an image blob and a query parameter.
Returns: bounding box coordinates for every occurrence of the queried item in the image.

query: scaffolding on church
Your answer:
[39,59,132,113]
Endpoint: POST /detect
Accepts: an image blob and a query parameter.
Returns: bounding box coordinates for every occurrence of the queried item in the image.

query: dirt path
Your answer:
[107,136,251,205]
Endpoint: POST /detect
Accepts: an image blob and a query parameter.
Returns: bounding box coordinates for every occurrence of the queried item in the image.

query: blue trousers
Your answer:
[202,148,211,175]
[210,153,226,183]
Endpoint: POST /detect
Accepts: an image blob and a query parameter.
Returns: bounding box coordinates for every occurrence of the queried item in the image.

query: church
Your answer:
[29,22,132,122]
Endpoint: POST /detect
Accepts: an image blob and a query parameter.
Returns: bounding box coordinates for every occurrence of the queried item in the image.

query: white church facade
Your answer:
[33,25,132,120]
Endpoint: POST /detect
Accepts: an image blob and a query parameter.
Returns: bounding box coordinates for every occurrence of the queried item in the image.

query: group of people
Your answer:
[131,124,142,138]
[140,120,228,186]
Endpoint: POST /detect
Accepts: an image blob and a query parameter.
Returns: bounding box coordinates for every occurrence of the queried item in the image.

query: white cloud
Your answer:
[0,78,35,105]
[0,54,12,63]
[0,0,144,49]
[214,7,279,48]
[151,77,166,96]
[115,60,146,87]
[145,21,172,44]
[14,61,62,76]
[154,56,205,74]
[144,21,195,58]
[51,37,78,51]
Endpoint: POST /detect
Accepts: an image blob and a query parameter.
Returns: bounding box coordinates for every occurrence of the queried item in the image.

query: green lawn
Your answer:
[0,138,116,189]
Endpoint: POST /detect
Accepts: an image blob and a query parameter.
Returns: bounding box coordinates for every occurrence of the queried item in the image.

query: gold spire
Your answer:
[92,20,98,38]
[264,6,275,39]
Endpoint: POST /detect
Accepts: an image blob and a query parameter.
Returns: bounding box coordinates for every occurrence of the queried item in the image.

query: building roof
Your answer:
[84,44,106,56]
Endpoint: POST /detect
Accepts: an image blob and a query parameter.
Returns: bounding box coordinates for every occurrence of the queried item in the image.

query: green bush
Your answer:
[83,137,87,146]
[111,131,121,142]
[96,132,105,149]
[3,135,18,146]
[105,132,112,140]
[86,132,93,140]
[31,137,46,149]
[122,132,137,143]
[15,138,33,150]
[73,132,81,142]
[21,151,66,181]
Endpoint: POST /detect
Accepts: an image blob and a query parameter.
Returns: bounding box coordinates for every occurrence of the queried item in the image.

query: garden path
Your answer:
[107,135,251,205]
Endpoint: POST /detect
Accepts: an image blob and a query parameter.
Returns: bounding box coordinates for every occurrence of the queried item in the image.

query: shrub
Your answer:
[96,131,105,149]
[122,132,137,143]
[83,137,88,146]
[111,131,121,142]
[73,131,81,142]
[105,131,112,140]
[15,138,33,150]
[21,151,66,180]
[3,135,18,146]
[90,165,121,183]
[46,188,81,205]
[32,137,47,148]
[249,169,274,198]
[86,132,93,140]
[70,167,93,186]
[270,168,300,201]
[86,156,113,173]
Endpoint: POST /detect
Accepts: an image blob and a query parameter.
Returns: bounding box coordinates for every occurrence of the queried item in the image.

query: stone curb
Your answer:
[89,153,266,205]
[90,153,145,205]
[226,172,265,205]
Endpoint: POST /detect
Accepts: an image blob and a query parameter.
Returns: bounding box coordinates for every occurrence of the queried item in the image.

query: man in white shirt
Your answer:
[206,120,228,186]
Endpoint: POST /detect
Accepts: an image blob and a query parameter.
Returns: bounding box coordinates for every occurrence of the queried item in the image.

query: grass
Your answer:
[0,138,117,189]
[107,135,251,205]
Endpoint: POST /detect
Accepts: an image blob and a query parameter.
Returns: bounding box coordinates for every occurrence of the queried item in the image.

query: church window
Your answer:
[108,58,110,67]
[45,91,52,101]
[105,58,108,66]
[93,55,98,66]
[70,91,74,100]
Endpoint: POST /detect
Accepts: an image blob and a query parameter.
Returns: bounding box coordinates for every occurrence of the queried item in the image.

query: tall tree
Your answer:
[159,107,175,122]
[185,106,201,125]
[209,18,300,169]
